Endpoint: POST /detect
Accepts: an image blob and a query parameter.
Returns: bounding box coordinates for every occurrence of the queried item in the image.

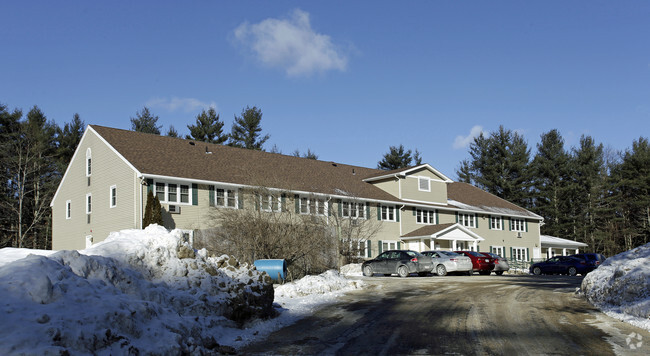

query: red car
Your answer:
[455,251,495,275]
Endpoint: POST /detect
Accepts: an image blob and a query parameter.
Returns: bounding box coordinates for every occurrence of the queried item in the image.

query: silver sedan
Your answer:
[421,250,473,276]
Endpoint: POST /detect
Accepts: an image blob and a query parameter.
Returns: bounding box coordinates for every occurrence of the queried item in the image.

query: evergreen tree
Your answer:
[530,129,571,237]
[377,145,418,170]
[456,159,473,183]
[0,104,23,247]
[186,108,227,144]
[291,148,318,160]
[228,106,270,150]
[143,191,154,227]
[56,113,85,171]
[166,125,179,138]
[130,107,161,135]
[464,126,531,207]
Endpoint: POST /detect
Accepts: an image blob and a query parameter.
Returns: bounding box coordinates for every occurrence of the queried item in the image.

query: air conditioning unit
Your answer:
[517,232,522,238]
[168,205,180,214]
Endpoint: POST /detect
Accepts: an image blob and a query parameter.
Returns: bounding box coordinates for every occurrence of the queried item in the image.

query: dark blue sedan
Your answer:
[530,256,588,276]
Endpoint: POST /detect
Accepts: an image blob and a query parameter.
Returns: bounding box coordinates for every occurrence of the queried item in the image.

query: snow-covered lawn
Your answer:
[581,242,650,331]
[0,226,364,355]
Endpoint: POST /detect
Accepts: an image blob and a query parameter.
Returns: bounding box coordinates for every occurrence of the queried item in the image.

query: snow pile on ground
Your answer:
[581,242,650,331]
[340,263,363,276]
[275,269,365,298]
[0,225,274,355]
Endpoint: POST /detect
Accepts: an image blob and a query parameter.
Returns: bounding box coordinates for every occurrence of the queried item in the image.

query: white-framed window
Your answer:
[418,177,430,192]
[215,187,237,208]
[155,181,192,205]
[85,148,92,177]
[416,209,437,224]
[300,196,326,215]
[490,216,502,230]
[512,247,528,261]
[458,213,476,228]
[260,194,281,212]
[110,185,117,208]
[352,240,369,258]
[491,246,505,256]
[511,218,525,232]
[342,201,366,219]
[66,200,71,219]
[382,240,398,251]
[86,193,92,214]
[381,205,396,222]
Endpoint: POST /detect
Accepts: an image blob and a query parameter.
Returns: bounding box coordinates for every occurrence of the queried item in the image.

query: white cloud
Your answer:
[453,125,484,150]
[233,9,348,77]
[146,97,217,113]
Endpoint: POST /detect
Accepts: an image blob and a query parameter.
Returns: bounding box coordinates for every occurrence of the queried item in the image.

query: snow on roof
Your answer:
[540,235,588,248]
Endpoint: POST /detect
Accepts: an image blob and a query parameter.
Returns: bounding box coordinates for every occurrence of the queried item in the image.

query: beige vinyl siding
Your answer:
[400,169,447,204]
[53,130,139,250]
[156,184,218,231]
[372,178,399,198]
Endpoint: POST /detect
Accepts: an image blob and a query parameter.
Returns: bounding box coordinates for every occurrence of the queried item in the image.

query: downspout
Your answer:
[139,175,144,229]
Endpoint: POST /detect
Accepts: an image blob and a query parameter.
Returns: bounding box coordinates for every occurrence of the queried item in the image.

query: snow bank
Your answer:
[275,269,365,298]
[0,225,274,355]
[581,243,650,331]
[340,263,363,277]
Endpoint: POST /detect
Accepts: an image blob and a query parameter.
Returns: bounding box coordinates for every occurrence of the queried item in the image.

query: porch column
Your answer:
[562,248,567,256]
[452,240,457,250]
[472,240,477,251]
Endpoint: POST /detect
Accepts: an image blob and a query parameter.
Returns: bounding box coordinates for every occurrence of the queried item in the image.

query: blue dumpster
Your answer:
[254,259,287,282]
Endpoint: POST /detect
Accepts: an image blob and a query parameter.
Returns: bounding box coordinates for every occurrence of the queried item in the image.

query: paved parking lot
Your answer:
[242,274,650,355]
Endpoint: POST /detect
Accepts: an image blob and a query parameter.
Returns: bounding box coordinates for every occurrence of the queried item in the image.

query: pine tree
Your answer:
[530,129,571,237]
[463,126,531,207]
[292,148,318,160]
[228,106,270,150]
[456,159,473,183]
[143,191,154,227]
[377,145,417,170]
[186,108,227,144]
[130,107,161,135]
[166,125,179,138]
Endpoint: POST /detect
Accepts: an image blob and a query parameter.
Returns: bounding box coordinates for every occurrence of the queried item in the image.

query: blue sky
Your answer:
[2,1,649,178]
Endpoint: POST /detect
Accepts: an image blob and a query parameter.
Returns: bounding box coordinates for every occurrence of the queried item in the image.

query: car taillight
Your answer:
[494,260,499,264]
[450,258,457,262]
[580,261,586,265]
[411,257,418,262]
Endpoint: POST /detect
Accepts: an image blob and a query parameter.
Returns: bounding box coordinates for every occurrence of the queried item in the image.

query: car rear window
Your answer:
[467,251,484,257]
[440,251,460,257]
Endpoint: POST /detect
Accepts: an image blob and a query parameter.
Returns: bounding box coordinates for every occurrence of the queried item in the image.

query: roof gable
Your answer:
[363,164,452,183]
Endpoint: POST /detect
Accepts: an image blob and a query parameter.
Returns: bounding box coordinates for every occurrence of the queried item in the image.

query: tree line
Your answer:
[2,101,648,256]
[454,126,649,256]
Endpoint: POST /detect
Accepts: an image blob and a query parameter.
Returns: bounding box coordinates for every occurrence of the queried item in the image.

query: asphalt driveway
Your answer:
[241,274,650,355]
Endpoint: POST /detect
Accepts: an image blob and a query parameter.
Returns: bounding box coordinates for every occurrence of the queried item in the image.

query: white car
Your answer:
[421,251,473,276]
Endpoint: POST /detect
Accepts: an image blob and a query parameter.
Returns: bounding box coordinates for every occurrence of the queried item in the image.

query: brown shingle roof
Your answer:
[447,182,538,218]
[91,125,397,201]
[401,223,456,238]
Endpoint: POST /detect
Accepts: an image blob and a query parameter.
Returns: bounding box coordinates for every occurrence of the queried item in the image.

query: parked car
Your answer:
[479,252,509,275]
[421,250,473,276]
[529,256,588,276]
[455,251,495,275]
[362,250,434,278]
[570,253,606,273]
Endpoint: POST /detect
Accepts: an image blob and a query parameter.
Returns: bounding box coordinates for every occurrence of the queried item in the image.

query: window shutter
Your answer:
[378,240,383,254]
[367,240,372,258]
[510,247,513,260]
[488,215,492,230]
[525,220,528,232]
[255,195,260,211]
[366,204,370,219]
[191,184,198,206]
[377,204,382,220]
[238,192,244,209]
[508,218,512,231]
[526,248,530,262]
[489,245,493,253]
[397,242,401,250]
[208,186,215,207]
[294,195,300,213]
[281,194,286,212]
[412,207,416,216]
[435,210,439,224]
[146,179,153,194]
[337,199,342,217]
[477,244,480,252]
[455,211,459,223]
[328,200,333,216]
[475,214,479,228]
[396,208,400,222]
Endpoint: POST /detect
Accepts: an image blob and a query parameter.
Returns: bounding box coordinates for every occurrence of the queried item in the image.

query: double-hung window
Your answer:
[299,196,326,215]
[342,201,365,219]
[86,193,92,214]
[458,213,476,228]
[511,218,525,232]
[416,209,436,224]
[216,188,237,208]
[66,200,71,219]
[490,216,502,230]
[260,194,281,212]
[155,181,192,205]
[512,247,528,261]
[381,205,396,222]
